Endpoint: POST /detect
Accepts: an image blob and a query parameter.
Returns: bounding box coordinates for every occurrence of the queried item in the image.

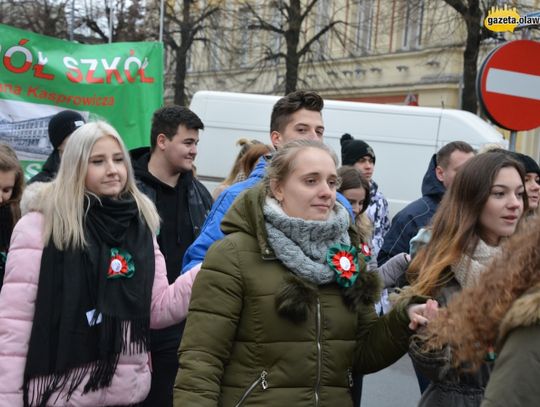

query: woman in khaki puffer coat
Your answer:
[174,140,433,407]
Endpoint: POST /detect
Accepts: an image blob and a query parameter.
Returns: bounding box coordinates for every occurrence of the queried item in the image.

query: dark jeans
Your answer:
[411,355,431,394]
[141,323,184,407]
[352,374,363,407]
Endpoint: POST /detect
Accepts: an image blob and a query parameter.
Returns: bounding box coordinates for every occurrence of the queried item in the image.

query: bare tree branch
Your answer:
[244,2,284,34]
[443,0,468,15]
[298,20,343,57]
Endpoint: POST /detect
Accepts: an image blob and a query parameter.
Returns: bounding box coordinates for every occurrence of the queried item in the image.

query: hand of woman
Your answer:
[407,299,439,330]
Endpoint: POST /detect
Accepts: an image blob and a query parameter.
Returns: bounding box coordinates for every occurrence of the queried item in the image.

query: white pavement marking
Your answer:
[486,68,540,101]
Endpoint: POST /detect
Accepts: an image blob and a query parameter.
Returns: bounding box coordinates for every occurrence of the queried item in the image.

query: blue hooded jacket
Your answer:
[377,154,445,266]
[182,156,354,273]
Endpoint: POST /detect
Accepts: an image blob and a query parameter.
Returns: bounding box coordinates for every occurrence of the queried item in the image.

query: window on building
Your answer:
[402,0,424,49]
[238,6,251,67]
[314,0,330,60]
[270,6,283,64]
[356,0,374,54]
[207,10,222,71]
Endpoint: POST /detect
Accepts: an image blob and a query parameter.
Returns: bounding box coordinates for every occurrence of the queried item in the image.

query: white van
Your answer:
[191,90,506,216]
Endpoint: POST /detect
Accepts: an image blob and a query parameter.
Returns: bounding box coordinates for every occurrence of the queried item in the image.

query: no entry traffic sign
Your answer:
[477,40,540,131]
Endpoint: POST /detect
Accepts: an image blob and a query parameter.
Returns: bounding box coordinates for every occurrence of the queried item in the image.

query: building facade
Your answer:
[171,0,540,156]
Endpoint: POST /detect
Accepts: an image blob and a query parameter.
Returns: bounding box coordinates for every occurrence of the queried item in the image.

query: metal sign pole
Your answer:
[509,130,517,151]
[69,0,75,41]
[109,1,113,43]
[159,0,165,43]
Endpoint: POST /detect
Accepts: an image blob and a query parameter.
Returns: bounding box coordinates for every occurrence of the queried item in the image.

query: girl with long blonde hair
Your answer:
[0,121,199,406]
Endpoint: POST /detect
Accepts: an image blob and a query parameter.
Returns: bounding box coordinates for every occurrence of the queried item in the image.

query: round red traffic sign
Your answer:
[477,40,540,131]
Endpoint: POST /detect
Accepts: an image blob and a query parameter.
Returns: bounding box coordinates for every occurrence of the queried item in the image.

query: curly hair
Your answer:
[421,216,540,370]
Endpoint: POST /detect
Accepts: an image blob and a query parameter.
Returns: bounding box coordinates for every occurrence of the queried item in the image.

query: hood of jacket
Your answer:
[421,154,446,200]
[498,284,540,344]
[27,150,61,184]
[20,181,52,216]
[220,183,382,318]
[220,182,276,258]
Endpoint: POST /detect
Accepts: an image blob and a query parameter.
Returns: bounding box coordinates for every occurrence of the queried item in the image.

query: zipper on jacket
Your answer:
[347,368,354,388]
[235,370,268,407]
[315,298,322,407]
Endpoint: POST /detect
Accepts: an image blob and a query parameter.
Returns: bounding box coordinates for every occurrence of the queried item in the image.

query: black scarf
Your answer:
[0,204,14,290]
[23,194,155,406]
[0,203,14,252]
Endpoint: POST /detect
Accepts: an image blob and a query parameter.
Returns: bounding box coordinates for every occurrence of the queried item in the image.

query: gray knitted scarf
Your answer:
[264,198,351,285]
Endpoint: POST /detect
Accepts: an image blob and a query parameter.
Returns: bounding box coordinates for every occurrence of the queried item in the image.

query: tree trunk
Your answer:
[284,0,302,94]
[175,46,188,106]
[461,2,481,113]
[174,0,192,106]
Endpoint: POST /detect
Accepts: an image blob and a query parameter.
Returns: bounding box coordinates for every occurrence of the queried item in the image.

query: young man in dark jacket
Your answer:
[131,105,213,407]
[377,141,474,267]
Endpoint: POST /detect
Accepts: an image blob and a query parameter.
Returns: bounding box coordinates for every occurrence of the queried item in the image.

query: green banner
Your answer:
[0,23,163,179]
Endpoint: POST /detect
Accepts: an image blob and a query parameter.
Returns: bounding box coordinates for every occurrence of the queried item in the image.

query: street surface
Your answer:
[362,355,420,407]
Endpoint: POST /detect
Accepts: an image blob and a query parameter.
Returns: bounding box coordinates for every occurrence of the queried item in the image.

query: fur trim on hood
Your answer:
[498,284,540,345]
[275,270,382,323]
[20,182,51,216]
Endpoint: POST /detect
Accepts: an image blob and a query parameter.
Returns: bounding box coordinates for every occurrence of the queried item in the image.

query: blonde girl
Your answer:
[0,121,198,406]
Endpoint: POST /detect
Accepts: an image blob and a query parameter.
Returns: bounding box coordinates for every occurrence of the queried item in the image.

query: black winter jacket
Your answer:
[130,146,213,348]
[377,155,445,266]
[28,150,61,184]
[131,147,212,245]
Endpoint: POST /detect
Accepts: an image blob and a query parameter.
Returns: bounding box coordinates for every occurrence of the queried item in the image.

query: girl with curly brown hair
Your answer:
[407,151,528,407]
[418,216,540,407]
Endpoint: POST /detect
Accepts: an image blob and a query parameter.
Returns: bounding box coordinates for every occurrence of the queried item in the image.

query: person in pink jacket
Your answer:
[0,121,199,407]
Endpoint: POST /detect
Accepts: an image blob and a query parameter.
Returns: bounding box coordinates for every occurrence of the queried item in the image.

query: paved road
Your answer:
[361,355,421,407]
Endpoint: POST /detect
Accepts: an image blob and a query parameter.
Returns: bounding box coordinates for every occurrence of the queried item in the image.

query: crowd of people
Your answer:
[0,89,538,407]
